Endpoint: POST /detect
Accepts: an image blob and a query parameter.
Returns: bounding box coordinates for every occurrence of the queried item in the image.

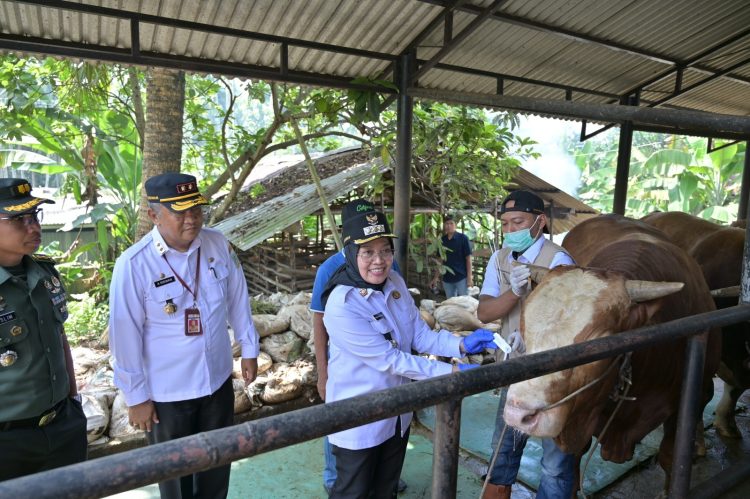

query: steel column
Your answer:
[739,142,750,221]
[668,333,708,498]
[394,52,415,281]
[613,119,633,215]
[431,398,462,498]
[743,146,750,306]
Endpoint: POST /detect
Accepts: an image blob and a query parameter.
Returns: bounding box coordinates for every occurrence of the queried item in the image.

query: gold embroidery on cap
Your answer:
[4,198,43,212]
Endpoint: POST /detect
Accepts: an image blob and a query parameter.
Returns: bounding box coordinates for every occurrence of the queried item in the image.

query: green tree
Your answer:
[368,102,536,279]
[0,56,143,260]
[567,129,744,223]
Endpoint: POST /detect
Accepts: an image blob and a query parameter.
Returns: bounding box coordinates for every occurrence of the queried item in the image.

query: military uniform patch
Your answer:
[0,311,16,324]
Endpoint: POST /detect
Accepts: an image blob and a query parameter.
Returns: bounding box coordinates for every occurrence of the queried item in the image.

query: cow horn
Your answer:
[710,285,740,298]
[625,280,684,302]
[511,261,549,283]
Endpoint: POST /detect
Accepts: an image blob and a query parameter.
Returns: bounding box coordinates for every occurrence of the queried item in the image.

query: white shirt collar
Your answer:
[504,235,545,264]
[150,226,202,256]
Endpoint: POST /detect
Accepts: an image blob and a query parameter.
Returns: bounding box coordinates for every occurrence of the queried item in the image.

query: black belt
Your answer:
[0,398,66,431]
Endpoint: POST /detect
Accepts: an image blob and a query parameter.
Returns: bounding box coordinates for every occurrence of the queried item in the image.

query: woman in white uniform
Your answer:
[321,210,494,498]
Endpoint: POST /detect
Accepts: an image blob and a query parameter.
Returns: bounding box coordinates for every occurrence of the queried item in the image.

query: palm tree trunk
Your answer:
[135,68,185,241]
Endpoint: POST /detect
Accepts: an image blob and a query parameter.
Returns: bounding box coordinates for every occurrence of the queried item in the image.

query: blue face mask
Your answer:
[504,216,541,253]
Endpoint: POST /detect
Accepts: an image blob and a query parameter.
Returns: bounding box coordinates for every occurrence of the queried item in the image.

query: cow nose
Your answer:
[521,411,539,426]
[504,402,540,432]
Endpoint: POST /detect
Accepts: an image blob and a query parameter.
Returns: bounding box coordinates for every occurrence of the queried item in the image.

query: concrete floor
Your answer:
[106,433,485,499]
[107,378,750,498]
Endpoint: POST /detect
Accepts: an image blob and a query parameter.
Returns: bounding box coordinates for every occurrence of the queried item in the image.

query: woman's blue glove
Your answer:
[462,328,496,354]
[458,363,479,371]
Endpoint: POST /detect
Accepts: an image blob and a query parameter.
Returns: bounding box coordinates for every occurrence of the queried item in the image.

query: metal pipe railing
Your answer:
[669,332,709,498]
[432,398,462,496]
[2,305,749,498]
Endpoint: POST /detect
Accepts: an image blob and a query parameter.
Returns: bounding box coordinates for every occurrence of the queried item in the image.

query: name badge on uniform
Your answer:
[0,311,17,324]
[185,308,202,336]
[154,276,176,287]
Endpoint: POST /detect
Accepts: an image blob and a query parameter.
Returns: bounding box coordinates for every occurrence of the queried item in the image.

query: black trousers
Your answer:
[0,397,88,481]
[148,377,234,499]
[330,422,410,499]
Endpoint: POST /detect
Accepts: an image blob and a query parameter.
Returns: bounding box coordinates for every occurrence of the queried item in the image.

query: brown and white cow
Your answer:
[503,215,720,482]
[642,210,750,438]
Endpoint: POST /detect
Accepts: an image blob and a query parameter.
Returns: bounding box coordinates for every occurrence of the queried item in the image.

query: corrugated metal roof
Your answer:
[213,156,389,250]
[1,0,750,121]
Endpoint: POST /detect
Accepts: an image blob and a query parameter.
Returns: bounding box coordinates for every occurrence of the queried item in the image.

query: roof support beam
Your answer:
[408,87,750,138]
[7,0,397,62]
[378,0,468,81]
[0,34,397,94]
[413,0,508,81]
[418,0,750,87]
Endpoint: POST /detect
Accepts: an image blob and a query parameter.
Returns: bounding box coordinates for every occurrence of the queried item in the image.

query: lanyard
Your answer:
[163,247,200,303]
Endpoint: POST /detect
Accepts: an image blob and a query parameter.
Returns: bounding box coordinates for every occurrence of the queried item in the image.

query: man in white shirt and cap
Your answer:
[109,173,259,499]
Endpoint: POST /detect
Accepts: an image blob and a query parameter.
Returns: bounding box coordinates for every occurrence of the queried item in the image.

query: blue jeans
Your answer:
[323,436,337,490]
[443,278,468,297]
[489,388,575,498]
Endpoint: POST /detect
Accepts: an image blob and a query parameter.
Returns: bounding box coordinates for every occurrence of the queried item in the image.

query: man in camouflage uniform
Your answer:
[0,178,86,481]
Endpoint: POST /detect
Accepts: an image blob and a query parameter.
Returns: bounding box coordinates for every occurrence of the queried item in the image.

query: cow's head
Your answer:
[503,265,683,451]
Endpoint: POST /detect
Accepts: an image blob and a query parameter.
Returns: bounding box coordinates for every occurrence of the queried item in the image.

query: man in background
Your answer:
[431,215,473,297]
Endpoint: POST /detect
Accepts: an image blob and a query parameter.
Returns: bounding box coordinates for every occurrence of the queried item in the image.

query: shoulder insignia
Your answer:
[32,253,57,264]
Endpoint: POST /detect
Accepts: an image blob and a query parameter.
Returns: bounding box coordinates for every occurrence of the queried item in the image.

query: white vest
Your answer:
[496,238,570,340]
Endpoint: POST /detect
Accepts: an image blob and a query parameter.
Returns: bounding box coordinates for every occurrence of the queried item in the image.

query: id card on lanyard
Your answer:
[164,248,203,336]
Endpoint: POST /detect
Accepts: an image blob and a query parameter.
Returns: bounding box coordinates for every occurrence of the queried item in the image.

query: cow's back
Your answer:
[563,214,671,266]
[641,211,724,254]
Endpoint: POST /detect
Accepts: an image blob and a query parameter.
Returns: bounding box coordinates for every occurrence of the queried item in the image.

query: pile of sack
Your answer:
[74,290,500,448]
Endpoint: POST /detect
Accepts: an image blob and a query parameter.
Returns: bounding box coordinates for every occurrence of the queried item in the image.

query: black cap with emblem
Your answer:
[341,198,375,223]
[145,173,210,212]
[0,178,54,215]
[342,210,397,245]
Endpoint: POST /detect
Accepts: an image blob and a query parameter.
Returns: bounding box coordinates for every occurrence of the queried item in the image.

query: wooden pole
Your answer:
[291,119,343,251]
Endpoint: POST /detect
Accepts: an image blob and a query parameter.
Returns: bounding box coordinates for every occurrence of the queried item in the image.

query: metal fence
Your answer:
[2,306,750,499]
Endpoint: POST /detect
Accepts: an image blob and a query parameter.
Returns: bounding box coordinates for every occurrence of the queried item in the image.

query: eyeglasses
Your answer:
[357,248,394,262]
[169,206,209,221]
[0,209,43,227]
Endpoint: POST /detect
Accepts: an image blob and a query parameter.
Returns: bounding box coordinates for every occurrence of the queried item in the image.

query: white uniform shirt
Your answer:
[323,273,462,450]
[109,226,259,406]
[481,236,575,297]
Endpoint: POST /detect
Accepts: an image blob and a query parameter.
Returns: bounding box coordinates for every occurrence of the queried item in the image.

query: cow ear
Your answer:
[623,299,664,330]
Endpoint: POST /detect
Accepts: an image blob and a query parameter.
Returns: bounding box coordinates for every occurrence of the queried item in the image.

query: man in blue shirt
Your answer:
[310,199,403,495]
[431,215,473,297]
